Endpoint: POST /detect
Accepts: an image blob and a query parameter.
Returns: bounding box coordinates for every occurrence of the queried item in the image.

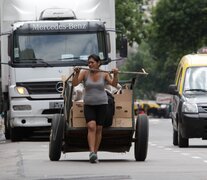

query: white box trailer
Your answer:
[0,0,126,141]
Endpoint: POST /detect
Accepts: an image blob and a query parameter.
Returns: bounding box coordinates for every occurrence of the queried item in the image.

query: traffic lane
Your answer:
[148,117,207,178]
[149,117,207,157]
[1,139,207,180]
[0,118,207,180]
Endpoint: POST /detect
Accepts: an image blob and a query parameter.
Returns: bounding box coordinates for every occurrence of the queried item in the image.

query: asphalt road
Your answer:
[0,117,207,180]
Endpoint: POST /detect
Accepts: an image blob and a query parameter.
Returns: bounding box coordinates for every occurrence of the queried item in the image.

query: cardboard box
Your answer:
[114,117,132,127]
[72,101,84,118]
[114,102,132,118]
[72,117,86,127]
[114,89,132,103]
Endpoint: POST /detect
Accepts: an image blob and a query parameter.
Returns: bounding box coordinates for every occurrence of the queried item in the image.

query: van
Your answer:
[169,48,207,147]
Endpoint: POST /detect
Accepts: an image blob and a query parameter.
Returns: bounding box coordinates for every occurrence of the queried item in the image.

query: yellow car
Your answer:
[134,100,160,116]
[169,47,207,147]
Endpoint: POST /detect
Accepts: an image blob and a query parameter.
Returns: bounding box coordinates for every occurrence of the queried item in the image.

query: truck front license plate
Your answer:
[49,102,64,109]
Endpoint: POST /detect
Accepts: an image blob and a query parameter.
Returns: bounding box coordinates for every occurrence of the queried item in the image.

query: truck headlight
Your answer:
[182,102,198,113]
[16,86,29,95]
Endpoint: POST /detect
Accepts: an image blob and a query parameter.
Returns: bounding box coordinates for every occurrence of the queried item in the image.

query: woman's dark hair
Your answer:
[88,54,101,63]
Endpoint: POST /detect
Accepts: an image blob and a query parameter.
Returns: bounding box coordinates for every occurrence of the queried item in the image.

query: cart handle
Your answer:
[78,67,148,75]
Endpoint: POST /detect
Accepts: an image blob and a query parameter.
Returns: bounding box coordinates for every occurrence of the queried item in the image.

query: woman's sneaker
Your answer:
[89,152,98,163]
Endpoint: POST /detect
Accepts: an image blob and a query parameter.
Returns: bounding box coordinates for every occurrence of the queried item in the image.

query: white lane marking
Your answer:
[149,142,207,164]
[173,150,180,153]
[192,156,201,159]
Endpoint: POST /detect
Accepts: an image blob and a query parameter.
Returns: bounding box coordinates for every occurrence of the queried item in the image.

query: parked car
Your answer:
[169,48,207,147]
[156,93,172,118]
[134,100,160,116]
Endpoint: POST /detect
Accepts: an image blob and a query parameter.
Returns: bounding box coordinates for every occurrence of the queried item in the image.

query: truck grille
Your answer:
[16,81,63,94]
[202,106,207,112]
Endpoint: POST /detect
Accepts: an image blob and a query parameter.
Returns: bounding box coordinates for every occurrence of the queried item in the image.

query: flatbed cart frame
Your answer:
[49,77,149,161]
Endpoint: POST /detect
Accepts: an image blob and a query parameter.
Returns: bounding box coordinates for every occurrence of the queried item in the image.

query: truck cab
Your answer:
[0,0,127,141]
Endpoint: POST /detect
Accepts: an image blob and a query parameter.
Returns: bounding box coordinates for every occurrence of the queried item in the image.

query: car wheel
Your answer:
[134,114,149,161]
[173,129,178,146]
[178,123,189,147]
[49,114,64,161]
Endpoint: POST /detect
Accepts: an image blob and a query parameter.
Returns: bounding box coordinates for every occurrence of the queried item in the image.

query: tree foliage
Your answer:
[148,0,207,92]
[120,41,156,99]
[115,0,144,46]
[116,0,207,99]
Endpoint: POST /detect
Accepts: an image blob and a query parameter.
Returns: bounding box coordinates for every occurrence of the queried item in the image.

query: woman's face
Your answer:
[88,58,100,69]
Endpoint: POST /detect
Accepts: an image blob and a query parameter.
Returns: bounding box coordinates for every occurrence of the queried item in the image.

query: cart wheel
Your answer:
[134,114,149,161]
[49,114,64,161]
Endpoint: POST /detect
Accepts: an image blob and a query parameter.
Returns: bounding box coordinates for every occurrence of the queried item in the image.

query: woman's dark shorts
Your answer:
[84,104,107,126]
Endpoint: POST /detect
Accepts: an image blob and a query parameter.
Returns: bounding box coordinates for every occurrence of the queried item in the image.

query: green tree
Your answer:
[115,0,145,46]
[120,41,156,99]
[148,0,207,92]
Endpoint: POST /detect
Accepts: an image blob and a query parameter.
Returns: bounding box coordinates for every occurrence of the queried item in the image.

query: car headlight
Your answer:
[182,102,198,113]
[15,86,29,95]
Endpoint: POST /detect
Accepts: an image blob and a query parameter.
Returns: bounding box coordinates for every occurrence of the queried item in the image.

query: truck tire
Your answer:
[4,111,10,139]
[10,127,22,142]
[178,123,189,147]
[49,114,64,161]
[173,129,178,146]
[134,114,149,161]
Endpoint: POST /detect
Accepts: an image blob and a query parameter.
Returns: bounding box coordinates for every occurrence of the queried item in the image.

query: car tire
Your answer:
[134,114,149,161]
[49,114,64,161]
[173,129,178,146]
[178,123,189,147]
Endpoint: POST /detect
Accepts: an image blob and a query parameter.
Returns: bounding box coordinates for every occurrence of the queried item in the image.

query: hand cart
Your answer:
[49,74,149,161]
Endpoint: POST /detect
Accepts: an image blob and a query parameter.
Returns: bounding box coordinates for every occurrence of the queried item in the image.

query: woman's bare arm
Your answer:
[72,68,86,86]
[105,68,119,87]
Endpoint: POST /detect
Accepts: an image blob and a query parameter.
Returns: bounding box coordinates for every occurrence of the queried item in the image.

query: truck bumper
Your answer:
[181,113,207,139]
[10,98,63,128]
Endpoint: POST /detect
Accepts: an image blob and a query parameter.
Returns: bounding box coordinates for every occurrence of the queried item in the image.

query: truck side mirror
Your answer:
[106,32,111,53]
[168,84,178,95]
[119,36,128,58]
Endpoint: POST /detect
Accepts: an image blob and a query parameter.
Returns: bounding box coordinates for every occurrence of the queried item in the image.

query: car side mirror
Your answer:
[168,84,178,95]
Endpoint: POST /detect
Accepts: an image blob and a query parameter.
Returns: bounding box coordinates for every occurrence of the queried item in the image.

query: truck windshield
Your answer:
[13,32,106,65]
[183,67,207,93]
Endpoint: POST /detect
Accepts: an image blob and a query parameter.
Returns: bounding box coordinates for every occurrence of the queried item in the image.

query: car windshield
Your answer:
[183,67,207,93]
[13,33,106,64]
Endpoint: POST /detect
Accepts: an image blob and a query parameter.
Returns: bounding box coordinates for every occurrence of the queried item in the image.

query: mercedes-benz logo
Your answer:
[56,81,63,93]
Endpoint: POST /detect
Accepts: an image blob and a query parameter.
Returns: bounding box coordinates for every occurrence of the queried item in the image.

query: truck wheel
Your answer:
[4,111,10,139]
[134,114,149,161]
[10,127,22,142]
[49,114,64,161]
[178,123,189,147]
[173,129,178,146]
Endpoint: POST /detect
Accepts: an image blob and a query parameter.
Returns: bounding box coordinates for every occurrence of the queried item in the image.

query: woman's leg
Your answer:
[94,125,103,153]
[87,120,96,152]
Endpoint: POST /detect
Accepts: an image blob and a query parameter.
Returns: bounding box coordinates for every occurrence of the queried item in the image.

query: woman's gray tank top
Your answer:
[84,72,108,105]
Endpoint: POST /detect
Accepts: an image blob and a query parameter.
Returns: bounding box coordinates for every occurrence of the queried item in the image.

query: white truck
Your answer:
[0,0,126,141]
